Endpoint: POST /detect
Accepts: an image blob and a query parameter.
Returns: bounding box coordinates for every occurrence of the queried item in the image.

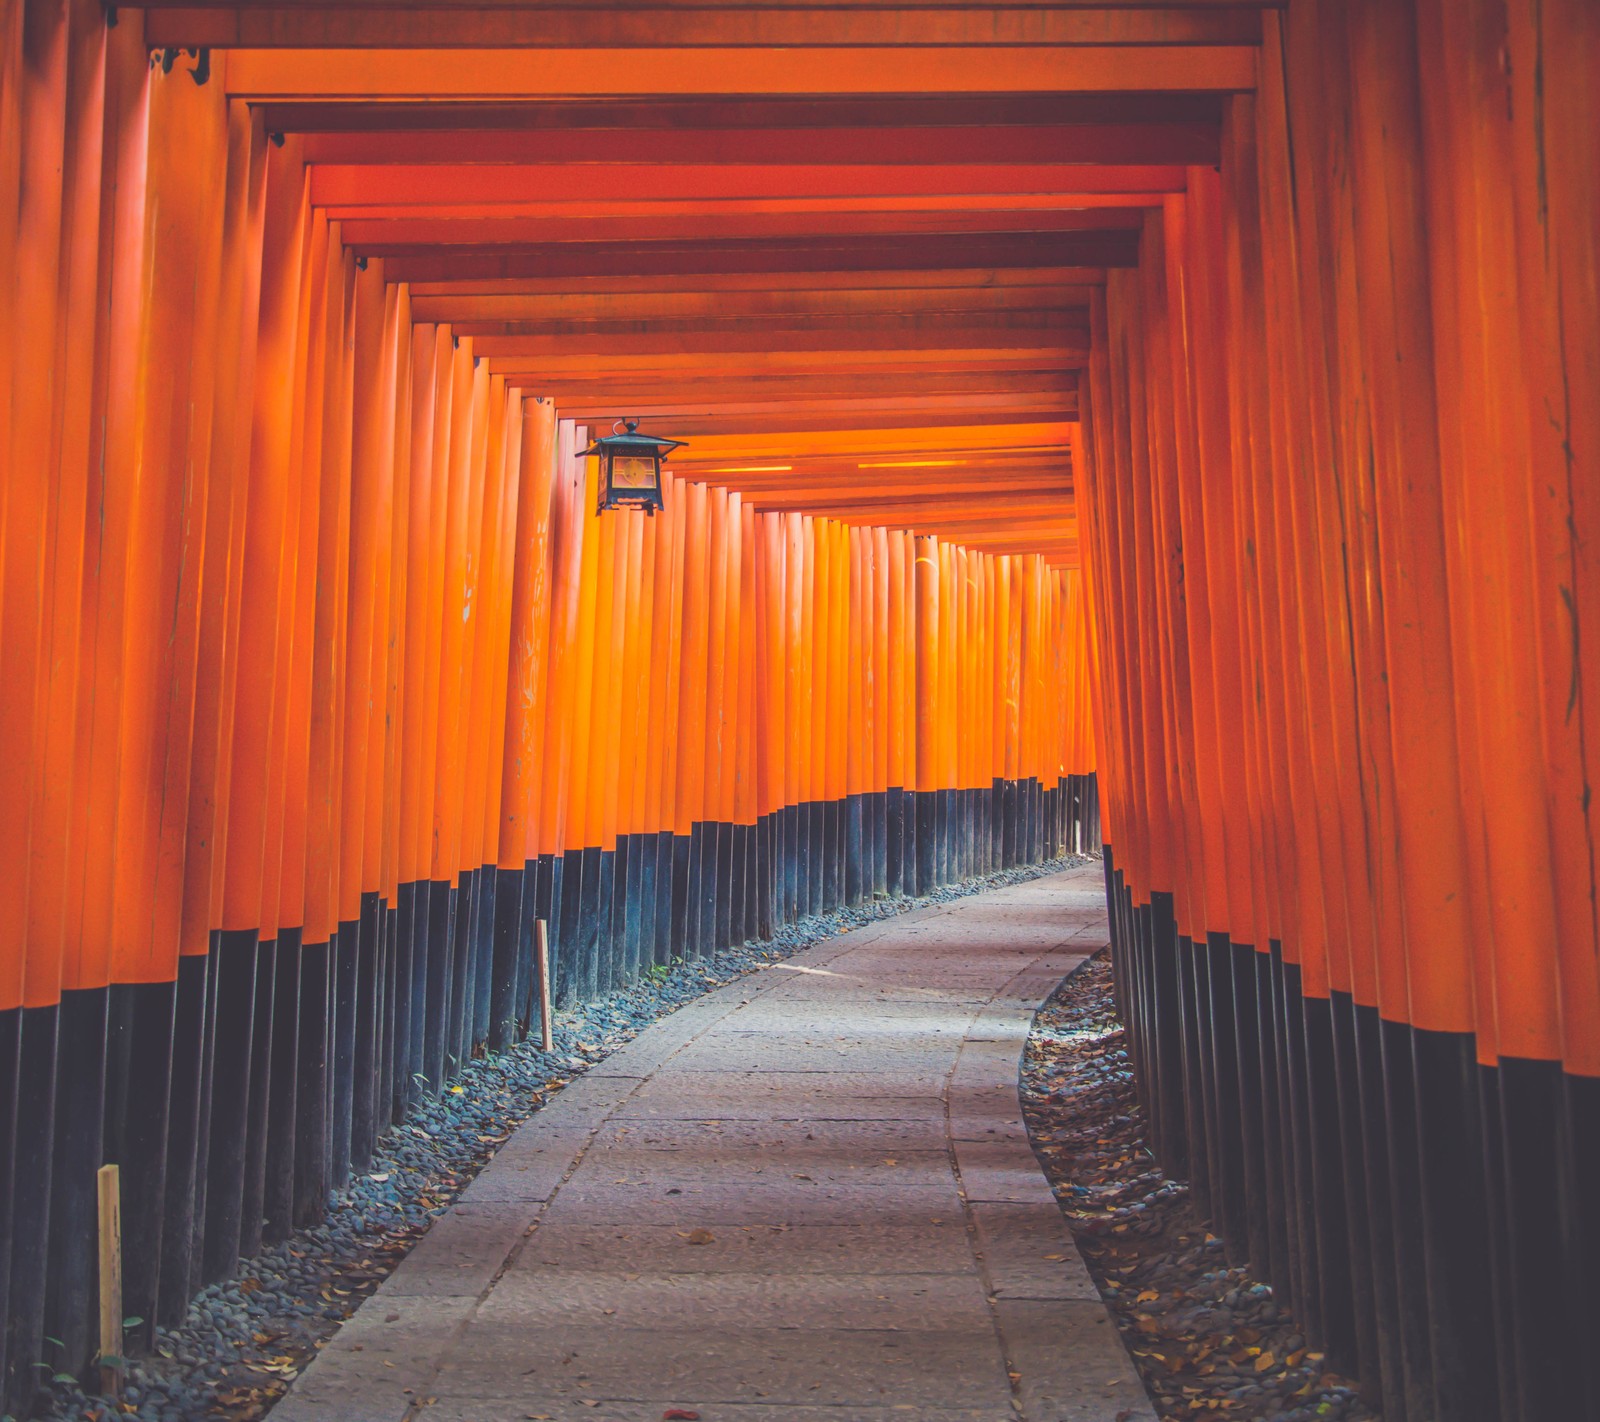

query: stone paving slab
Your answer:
[458,1132,594,1203]
[419,1403,1009,1422]
[589,1116,952,1154]
[995,1300,1159,1422]
[476,1266,991,1330]
[946,1114,1030,1144]
[954,1139,1062,1208]
[267,1297,477,1422]
[376,1202,539,1297]
[969,1201,1103,1302]
[431,1325,1011,1408]
[277,866,1153,1422]
[512,1222,976,1276]
[576,1145,950,1190]
[538,1178,963,1228]
[613,1089,950,1122]
[664,1040,961,1073]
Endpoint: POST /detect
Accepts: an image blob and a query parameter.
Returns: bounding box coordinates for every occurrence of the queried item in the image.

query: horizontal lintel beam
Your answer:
[222,46,1257,100]
[153,7,1260,51]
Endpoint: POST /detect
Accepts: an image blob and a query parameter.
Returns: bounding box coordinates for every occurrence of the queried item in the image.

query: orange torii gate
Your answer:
[2,2,1598,1420]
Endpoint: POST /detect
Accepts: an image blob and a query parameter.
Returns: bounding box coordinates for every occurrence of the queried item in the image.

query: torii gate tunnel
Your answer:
[1,3,1597,1420]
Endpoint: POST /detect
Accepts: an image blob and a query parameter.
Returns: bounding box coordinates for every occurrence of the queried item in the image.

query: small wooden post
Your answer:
[97,1163,123,1399]
[536,918,554,1052]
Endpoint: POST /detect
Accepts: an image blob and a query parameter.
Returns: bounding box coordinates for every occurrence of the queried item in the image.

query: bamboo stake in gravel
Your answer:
[536,918,554,1051]
[97,1164,123,1399]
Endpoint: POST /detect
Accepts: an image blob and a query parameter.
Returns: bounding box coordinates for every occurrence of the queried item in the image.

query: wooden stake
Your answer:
[536,918,554,1051]
[97,1164,123,1399]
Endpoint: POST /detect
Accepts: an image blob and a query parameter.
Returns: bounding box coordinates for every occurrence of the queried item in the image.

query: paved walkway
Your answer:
[275,865,1154,1422]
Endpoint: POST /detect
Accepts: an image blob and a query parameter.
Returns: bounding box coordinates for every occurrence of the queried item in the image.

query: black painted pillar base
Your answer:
[104,982,175,1349]
[471,864,496,1051]
[292,938,331,1227]
[159,952,213,1325]
[574,845,602,994]
[618,834,641,982]
[240,936,277,1258]
[4,1002,58,1418]
[42,988,108,1373]
[667,832,690,968]
[885,787,904,898]
[0,1004,20,1406]
[843,793,864,905]
[594,845,617,993]
[489,865,524,1052]
[204,929,258,1282]
[331,917,360,1189]
[263,931,300,1243]
[653,831,675,968]
[352,891,382,1167]
[391,883,416,1119]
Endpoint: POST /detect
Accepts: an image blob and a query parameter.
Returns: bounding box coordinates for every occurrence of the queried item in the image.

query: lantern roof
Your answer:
[579,420,688,459]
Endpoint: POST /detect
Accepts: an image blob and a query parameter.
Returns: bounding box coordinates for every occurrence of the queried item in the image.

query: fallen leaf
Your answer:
[663,1412,701,1421]
[686,1228,715,1245]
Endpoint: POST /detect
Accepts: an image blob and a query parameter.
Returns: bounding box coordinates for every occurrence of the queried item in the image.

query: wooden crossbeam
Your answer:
[473,330,1091,359]
[573,409,1074,437]
[514,369,1080,399]
[274,92,1225,136]
[455,309,1088,346]
[152,6,1262,51]
[301,122,1220,167]
[669,422,1071,458]
[404,267,1109,297]
[221,46,1257,100]
[312,163,1187,207]
[334,206,1146,249]
[381,231,1140,279]
[410,289,1099,323]
[688,476,1075,499]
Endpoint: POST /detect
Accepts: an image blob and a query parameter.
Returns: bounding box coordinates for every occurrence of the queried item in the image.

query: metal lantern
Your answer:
[579,419,686,515]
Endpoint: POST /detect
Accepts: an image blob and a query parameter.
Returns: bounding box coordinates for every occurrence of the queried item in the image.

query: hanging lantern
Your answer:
[579,419,686,515]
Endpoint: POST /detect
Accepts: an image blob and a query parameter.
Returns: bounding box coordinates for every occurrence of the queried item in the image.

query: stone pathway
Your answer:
[272,865,1154,1422]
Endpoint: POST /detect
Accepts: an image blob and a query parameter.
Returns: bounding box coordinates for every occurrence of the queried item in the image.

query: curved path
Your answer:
[274,864,1153,1422]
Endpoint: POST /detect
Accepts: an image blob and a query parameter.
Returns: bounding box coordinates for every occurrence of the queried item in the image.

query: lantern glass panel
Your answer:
[610,452,659,491]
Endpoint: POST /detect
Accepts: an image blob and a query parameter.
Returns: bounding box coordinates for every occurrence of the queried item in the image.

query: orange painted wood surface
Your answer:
[4,0,1596,1095]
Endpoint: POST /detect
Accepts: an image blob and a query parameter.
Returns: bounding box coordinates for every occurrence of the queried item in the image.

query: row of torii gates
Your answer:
[1,3,1596,1420]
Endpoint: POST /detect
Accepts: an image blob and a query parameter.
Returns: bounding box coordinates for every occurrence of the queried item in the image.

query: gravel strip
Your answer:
[42,855,1086,1422]
[1022,951,1379,1422]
